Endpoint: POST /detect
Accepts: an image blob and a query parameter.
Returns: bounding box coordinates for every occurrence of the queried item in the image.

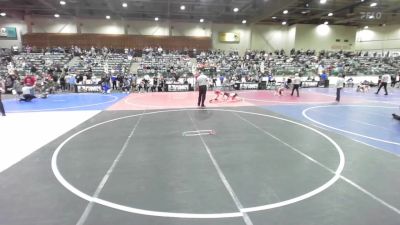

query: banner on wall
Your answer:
[0,27,17,40]
[218,32,240,43]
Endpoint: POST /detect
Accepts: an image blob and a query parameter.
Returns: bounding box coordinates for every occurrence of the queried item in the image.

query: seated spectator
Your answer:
[346,77,354,87]
[19,86,36,102]
[24,74,36,87]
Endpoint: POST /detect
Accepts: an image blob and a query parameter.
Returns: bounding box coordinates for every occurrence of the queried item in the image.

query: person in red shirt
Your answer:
[24,74,36,87]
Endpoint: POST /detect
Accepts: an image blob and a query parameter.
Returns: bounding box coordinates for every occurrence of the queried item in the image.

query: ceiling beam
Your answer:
[290,0,370,25]
[37,0,56,10]
[37,0,72,15]
[104,0,121,18]
[248,0,297,24]
[122,0,243,7]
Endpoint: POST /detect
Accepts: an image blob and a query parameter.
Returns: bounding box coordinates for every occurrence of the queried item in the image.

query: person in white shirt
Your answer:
[376,74,390,95]
[196,73,209,107]
[336,75,345,102]
[291,74,301,97]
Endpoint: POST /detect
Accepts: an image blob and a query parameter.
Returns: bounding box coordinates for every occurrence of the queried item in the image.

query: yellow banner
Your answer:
[218,32,240,43]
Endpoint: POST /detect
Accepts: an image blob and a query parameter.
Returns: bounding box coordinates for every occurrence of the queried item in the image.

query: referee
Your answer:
[375,73,390,95]
[336,74,345,102]
[291,74,301,97]
[196,73,208,107]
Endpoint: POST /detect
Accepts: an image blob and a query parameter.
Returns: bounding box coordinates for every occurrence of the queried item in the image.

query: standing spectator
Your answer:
[320,71,328,87]
[219,74,224,86]
[68,74,76,92]
[197,73,208,107]
[391,75,396,87]
[291,74,301,97]
[375,73,390,95]
[212,77,217,88]
[336,75,345,102]
[60,75,66,91]
[130,74,137,92]
[0,78,6,116]
[117,74,124,90]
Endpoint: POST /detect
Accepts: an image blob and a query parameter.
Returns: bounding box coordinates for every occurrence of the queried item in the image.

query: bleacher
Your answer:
[138,54,193,77]
[70,53,133,76]
[12,53,72,75]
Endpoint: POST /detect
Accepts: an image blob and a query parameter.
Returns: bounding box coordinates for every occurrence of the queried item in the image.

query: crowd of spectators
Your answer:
[1,45,399,98]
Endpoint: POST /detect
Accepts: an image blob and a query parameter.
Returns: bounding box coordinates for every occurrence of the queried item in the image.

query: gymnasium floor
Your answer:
[0,87,399,225]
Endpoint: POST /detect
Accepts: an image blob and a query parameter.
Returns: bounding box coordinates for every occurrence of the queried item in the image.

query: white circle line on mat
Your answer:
[242,97,332,105]
[6,94,119,112]
[302,105,400,146]
[52,108,345,218]
[182,130,214,136]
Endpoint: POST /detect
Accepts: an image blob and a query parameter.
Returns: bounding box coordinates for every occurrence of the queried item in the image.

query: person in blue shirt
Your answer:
[219,74,224,85]
[320,71,328,87]
[320,71,327,81]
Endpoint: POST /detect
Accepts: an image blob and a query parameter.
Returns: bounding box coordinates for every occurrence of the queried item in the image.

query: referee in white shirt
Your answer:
[196,73,208,107]
[291,74,301,97]
[336,74,345,102]
[376,74,390,95]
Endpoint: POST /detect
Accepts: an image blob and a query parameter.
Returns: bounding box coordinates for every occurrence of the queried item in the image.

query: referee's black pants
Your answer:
[336,87,342,102]
[376,82,388,95]
[198,85,207,107]
[291,84,300,97]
